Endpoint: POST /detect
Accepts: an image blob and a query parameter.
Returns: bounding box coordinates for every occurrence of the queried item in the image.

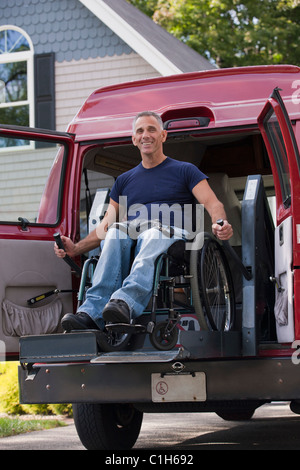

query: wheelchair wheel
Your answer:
[150,320,179,350]
[190,236,235,331]
[96,328,131,352]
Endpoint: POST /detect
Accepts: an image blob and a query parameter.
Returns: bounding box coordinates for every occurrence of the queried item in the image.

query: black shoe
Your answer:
[61,312,99,332]
[102,299,130,324]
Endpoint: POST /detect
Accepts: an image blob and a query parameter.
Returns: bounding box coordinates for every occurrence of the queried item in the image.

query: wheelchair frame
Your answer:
[76,229,237,352]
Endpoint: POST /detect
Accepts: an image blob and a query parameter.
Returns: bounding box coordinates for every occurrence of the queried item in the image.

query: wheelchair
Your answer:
[70,222,239,352]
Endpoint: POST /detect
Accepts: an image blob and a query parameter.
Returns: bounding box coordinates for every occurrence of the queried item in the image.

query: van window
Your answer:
[79,168,114,239]
[0,136,67,225]
[263,109,291,207]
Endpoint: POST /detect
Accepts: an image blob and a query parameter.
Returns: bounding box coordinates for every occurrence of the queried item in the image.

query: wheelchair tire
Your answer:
[200,237,235,331]
[96,329,131,352]
[150,320,179,350]
[190,235,235,331]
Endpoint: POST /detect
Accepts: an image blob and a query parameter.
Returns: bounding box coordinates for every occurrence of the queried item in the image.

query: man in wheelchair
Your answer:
[55,111,233,335]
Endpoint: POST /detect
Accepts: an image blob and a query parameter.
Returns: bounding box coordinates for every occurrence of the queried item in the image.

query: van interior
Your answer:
[80,126,277,345]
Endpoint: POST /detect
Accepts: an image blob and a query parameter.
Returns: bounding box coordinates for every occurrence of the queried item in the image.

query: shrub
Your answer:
[0,362,72,417]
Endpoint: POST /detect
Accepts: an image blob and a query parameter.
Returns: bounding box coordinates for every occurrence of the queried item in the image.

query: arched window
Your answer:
[0,26,34,147]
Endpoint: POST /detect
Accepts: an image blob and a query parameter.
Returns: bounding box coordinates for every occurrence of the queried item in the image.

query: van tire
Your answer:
[73,403,143,450]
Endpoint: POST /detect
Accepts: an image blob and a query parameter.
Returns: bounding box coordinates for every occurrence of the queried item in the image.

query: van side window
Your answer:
[0,137,67,225]
[263,109,291,207]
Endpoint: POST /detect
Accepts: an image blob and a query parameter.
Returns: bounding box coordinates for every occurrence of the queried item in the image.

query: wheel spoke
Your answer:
[200,238,235,331]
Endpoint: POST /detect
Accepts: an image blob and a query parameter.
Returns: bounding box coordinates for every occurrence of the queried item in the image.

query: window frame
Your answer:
[263,107,292,209]
[258,87,300,225]
[0,25,34,150]
[0,124,75,228]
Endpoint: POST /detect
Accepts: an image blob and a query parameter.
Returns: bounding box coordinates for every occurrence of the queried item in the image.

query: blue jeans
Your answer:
[77,223,187,329]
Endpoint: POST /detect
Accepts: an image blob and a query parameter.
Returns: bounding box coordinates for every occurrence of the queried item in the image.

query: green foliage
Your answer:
[127,0,158,15]
[0,362,24,414]
[127,0,300,67]
[0,417,66,438]
[0,362,72,417]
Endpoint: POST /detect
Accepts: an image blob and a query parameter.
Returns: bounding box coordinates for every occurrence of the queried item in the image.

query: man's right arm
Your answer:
[54,199,119,258]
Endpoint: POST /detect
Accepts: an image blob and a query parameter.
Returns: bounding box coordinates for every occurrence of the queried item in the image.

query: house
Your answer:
[0,0,215,222]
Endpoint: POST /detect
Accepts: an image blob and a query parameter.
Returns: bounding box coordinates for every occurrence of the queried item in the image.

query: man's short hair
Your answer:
[132,111,164,133]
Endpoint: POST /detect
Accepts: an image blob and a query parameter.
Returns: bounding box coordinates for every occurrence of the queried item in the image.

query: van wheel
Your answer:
[72,403,143,450]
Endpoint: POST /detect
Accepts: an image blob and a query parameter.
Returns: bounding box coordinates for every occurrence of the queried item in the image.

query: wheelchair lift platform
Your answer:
[19,328,242,366]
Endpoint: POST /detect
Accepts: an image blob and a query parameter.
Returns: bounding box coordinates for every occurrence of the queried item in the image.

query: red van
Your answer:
[2,64,300,449]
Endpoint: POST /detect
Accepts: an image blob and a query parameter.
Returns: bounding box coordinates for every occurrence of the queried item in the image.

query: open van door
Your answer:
[0,125,76,360]
[257,88,300,343]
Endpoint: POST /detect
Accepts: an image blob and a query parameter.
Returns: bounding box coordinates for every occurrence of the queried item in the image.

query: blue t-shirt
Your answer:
[110,157,207,229]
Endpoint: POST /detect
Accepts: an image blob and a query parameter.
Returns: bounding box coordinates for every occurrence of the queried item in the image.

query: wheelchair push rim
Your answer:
[190,235,235,331]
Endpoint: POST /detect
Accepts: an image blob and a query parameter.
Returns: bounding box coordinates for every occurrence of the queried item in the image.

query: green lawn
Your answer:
[0,416,66,438]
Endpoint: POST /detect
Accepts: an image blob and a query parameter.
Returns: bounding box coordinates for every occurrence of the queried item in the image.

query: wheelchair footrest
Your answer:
[105,323,146,334]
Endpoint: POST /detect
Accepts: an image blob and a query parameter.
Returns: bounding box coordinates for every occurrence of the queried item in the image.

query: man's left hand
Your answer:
[212,220,233,241]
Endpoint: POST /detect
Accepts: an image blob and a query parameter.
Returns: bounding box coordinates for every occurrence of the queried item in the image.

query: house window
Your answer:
[0,26,34,148]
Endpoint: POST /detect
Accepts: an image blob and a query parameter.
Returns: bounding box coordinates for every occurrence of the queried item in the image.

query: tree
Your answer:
[127,0,300,67]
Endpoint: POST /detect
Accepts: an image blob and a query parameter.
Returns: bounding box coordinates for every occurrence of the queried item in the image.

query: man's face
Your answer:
[132,115,167,157]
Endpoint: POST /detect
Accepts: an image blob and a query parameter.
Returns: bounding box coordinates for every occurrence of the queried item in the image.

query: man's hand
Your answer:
[212,219,233,241]
[54,235,77,258]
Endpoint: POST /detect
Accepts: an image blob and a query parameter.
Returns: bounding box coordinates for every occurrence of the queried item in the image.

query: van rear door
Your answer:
[257,88,300,343]
[0,125,75,360]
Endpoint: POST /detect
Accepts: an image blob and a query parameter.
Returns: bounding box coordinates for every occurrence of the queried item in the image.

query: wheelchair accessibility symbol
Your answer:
[156,381,168,396]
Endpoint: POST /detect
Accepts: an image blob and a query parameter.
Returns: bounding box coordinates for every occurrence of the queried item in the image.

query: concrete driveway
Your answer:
[0,403,299,450]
